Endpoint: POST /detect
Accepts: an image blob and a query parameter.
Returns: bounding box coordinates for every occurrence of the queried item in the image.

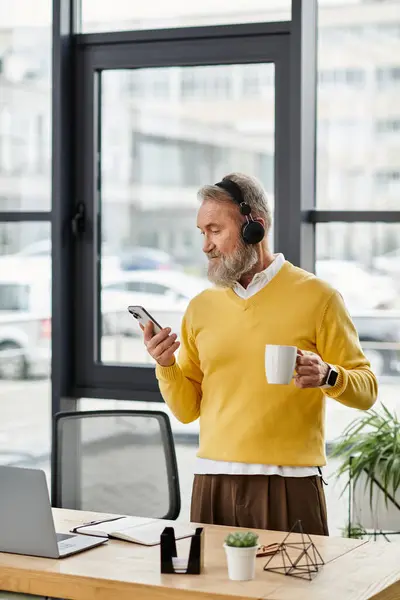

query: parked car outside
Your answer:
[316,259,398,311]
[0,263,51,379]
[373,248,400,278]
[352,310,400,377]
[101,269,209,337]
[119,246,180,271]
[11,239,180,273]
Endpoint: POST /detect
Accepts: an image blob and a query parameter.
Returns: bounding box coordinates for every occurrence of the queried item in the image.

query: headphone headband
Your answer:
[215,179,245,207]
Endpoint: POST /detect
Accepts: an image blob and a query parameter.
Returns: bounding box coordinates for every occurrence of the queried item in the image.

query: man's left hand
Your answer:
[295,349,329,389]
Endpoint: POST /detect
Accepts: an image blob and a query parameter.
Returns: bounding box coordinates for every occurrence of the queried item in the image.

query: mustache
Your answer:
[207,252,222,259]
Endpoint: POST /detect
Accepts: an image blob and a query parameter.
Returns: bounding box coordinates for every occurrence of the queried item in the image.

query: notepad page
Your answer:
[80,516,155,536]
[115,521,195,545]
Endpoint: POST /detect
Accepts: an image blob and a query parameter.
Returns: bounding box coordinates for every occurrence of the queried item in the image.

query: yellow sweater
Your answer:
[156,261,378,466]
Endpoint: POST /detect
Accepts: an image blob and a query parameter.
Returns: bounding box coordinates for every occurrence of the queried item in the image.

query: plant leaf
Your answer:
[330,404,399,510]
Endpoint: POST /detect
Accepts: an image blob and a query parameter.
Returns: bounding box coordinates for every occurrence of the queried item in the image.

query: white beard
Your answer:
[207,240,258,288]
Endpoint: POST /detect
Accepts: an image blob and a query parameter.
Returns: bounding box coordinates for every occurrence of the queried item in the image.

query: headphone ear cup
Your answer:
[242,220,265,245]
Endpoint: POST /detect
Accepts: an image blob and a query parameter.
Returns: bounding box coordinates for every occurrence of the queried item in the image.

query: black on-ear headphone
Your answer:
[215,179,265,245]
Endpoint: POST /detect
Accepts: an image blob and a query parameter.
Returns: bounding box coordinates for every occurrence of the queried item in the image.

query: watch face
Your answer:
[328,369,338,386]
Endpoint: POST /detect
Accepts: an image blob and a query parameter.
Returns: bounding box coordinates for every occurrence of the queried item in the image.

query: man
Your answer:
[142,172,378,535]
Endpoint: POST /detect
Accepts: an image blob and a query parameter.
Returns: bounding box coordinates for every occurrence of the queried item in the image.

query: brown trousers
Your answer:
[190,474,329,536]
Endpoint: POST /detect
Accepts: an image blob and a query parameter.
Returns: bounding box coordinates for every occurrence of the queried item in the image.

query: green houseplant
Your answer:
[340,523,367,540]
[224,532,259,548]
[331,404,400,532]
[223,532,259,581]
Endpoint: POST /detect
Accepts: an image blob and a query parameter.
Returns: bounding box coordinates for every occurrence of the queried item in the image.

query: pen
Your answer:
[70,516,123,533]
[256,543,281,557]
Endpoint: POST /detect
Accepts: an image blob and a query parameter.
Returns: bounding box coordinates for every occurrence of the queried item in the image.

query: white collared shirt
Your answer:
[194,253,320,477]
[233,252,286,299]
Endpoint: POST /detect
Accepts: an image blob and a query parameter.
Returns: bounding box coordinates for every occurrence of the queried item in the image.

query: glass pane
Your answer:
[316,221,399,388]
[316,223,400,534]
[316,0,400,209]
[0,222,51,484]
[99,65,275,366]
[0,1,52,211]
[82,1,291,33]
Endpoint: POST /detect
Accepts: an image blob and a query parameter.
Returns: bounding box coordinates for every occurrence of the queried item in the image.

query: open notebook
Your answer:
[72,516,194,546]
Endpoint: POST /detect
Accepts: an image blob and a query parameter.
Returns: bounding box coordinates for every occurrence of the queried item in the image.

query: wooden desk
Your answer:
[0,509,399,600]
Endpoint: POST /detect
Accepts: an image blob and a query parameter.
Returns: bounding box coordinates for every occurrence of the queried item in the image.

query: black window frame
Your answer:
[70,13,316,400]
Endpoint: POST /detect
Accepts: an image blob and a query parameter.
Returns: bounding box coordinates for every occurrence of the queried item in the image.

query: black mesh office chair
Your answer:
[52,410,180,520]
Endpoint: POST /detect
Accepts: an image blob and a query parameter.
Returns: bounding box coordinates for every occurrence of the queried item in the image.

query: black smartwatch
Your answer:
[322,364,338,388]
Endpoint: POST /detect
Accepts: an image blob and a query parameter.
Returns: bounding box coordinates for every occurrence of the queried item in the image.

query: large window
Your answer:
[0,6,51,211]
[72,18,295,396]
[317,11,400,213]
[0,0,52,479]
[99,64,275,366]
[0,222,51,474]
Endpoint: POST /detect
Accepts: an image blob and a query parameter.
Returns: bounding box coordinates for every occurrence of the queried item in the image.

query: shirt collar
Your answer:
[234,253,285,292]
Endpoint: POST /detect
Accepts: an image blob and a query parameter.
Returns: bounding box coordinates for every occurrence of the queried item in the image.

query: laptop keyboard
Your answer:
[57,533,75,542]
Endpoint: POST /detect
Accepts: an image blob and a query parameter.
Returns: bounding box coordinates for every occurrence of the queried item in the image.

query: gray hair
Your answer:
[197,172,272,232]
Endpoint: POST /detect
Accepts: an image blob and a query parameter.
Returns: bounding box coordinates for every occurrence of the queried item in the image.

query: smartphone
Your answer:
[127,305,162,335]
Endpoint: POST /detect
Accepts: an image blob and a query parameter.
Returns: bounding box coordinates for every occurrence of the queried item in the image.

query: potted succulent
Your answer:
[331,404,400,534]
[223,531,259,581]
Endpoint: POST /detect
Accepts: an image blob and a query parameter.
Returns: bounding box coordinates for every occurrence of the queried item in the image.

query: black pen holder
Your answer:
[160,526,204,574]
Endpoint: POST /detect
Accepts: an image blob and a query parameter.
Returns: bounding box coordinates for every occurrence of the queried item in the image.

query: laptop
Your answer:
[0,465,107,558]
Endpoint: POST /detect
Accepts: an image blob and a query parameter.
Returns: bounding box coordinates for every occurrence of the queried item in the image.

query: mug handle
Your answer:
[292,348,302,379]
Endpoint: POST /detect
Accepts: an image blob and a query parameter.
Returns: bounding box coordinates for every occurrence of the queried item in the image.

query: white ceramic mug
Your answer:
[265,344,297,385]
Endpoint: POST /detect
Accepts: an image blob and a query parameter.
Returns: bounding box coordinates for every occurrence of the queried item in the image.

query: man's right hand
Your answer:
[142,322,180,367]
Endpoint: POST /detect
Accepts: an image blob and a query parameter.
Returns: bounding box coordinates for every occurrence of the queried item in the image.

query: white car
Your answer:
[0,264,51,379]
[101,270,210,336]
[373,248,400,277]
[0,242,120,275]
[14,239,51,257]
[315,259,398,312]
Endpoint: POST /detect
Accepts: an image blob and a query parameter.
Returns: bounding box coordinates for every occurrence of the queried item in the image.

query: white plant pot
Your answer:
[223,544,259,581]
[352,471,400,532]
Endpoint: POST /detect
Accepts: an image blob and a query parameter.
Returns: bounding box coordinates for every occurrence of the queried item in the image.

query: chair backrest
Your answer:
[52,410,180,520]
